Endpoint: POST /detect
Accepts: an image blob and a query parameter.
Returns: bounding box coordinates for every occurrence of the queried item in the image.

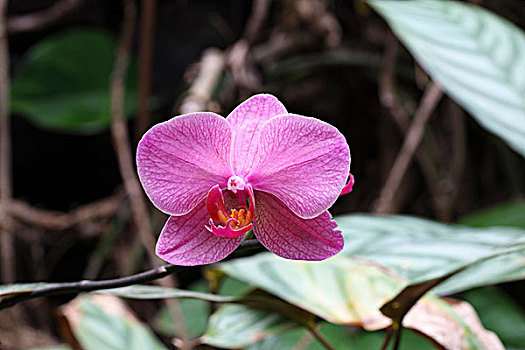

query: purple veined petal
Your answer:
[248,114,350,219]
[137,112,233,216]
[227,94,287,177]
[253,191,344,260]
[156,200,244,266]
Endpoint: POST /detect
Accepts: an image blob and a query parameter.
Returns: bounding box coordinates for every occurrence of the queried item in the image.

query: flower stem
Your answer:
[0,240,261,311]
[307,324,336,350]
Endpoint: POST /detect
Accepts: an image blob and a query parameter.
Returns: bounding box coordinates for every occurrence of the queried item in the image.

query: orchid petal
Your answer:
[253,191,343,260]
[137,112,233,216]
[249,114,350,218]
[227,94,287,176]
[156,201,244,266]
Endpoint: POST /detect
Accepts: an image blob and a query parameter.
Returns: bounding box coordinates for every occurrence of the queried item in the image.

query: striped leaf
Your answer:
[369,0,525,157]
[338,214,525,295]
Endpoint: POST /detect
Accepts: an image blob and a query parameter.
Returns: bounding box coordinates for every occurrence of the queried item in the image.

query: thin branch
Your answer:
[379,327,394,350]
[6,0,83,33]
[110,0,158,266]
[307,324,336,350]
[0,239,262,311]
[243,0,271,44]
[111,0,191,340]
[293,331,314,350]
[374,81,444,214]
[135,0,157,139]
[0,0,14,283]
[392,326,403,350]
[179,48,225,114]
[0,265,181,311]
[379,33,445,218]
[7,192,125,231]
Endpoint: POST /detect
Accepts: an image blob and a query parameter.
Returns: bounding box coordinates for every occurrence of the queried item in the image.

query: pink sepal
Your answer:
[206,218,252,238]
[339,173,355,196]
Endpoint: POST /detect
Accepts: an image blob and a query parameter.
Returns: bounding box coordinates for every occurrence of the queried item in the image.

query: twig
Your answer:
[6,0,83,33]
[379,33,445,218]
[441,99,466,221]
[7,192,125,231]
[379,327,394,350]
[135,0,157,139]
[293,331,314,350]
[0,239,262,311]
[306,324,335,350]
[110,0,158,265]
[392,326,403,350]
[179,48,225,114]
[111,0,191,340]
[0,0,14,283]
[294,0,341,48]
[0,265,181,311]
[375,81,444,214]
[243,0,271,44]
[225,0,273,94]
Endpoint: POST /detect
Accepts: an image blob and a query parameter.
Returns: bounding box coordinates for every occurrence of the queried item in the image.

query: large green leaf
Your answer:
[0,282,61,297]
[203,304,297,348]
[204,304,436,349]
[217,254,404,328]
[11,29,137,134]
[214,254,502,349]
[338,214,525,294]
[59,294,167,350]
[25,347,72,350]
[369,0,525,157]
[247,325,436,350]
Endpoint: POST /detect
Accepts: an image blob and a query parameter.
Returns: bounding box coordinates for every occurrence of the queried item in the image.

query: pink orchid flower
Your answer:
[136,94,351,266]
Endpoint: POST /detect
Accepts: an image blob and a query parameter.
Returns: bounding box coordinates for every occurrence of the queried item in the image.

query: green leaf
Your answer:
[248,327,436,350]
[215,254,405,327]
[97,284,236,303]
[202,304,298,348]
[153,278,252,338]
[459,200,525,229]
[338,214,525,294]
[154,281,210,338]
[215,254,502,349]
[11,29,137,134]
[368,0,525,157]
[462,287,525,348]
[25,346,72,350]
[0,282,61,297]
[60,294,167,350]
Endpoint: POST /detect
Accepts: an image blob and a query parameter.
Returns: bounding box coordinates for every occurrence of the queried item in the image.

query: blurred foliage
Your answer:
[59,294,166,350]
[11,29,137,134]
[462,287,525,349]
[459,200,525,229]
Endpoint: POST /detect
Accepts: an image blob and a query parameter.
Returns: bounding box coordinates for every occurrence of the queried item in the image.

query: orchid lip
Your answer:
[206,218,252,238]
[205,183,255,239]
